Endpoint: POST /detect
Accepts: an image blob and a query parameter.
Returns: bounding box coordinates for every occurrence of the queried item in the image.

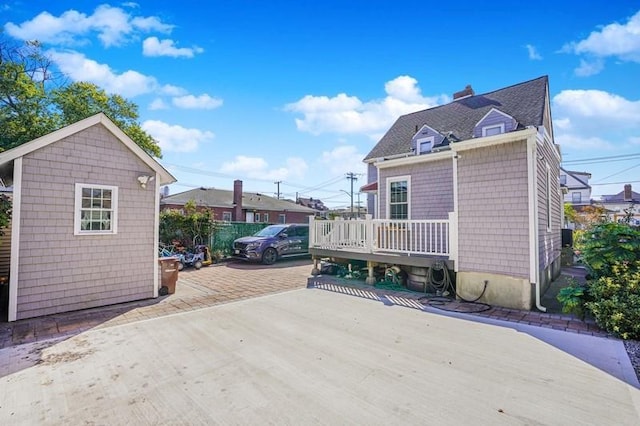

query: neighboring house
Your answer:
[297,197,329,215]
[598,184,640,225]
[309,76,563,311]
[161,180,318,224]
[560,168,591,205]
[0,113,176,321]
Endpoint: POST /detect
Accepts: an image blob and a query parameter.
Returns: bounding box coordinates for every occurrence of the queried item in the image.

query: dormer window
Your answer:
[417,137,434,154]
[473,108,516,138]
[482,124,505,137]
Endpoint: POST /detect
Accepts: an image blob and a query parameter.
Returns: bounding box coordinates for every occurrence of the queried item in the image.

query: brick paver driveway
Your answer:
[0,259,313,347]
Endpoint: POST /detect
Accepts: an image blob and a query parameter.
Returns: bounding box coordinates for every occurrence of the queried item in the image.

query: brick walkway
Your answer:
[0,260,610,349]
[0,259,312,348]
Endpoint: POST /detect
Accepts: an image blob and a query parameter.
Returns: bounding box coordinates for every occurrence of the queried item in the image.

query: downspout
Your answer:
[527,133,546,312]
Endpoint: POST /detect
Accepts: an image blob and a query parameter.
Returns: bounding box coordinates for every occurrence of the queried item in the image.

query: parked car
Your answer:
[232,224,309,265]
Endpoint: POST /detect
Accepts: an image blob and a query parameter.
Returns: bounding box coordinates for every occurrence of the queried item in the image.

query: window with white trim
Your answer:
[263,213,269,223]
[388,177,410,220]
[572,192,581,203]
[482,123,505,137]
[278,214,286,224]
[255,213,261,222]
[416,137,434,154]
[74,184,118,235]
[222,211,232,222]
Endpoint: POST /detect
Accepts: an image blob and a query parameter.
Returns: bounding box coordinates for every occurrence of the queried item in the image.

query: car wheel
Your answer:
[194,260,203,270]
[262,248,278,265]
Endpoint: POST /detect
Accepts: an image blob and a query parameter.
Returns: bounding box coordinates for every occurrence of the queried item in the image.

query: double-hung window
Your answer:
[388,177,410,220]
[75,184,118,235]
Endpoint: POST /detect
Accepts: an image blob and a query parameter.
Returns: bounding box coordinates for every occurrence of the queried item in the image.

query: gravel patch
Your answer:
[624,340,640,381]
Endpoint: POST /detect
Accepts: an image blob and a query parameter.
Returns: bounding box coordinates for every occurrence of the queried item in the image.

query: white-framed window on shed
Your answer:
[387,176,410,220]
[74,183,118,235]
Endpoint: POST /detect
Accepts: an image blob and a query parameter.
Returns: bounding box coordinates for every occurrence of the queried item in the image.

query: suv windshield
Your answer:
[253,225,287,237]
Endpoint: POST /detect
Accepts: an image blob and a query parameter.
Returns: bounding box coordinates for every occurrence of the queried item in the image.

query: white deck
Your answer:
[309,214,457,261]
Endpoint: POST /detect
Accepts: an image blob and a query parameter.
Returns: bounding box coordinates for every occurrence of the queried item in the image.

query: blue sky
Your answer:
[2,1,640,207]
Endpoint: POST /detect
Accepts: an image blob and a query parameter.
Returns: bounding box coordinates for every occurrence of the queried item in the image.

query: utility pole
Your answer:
[274,181,282,199]
[346,172,358,219]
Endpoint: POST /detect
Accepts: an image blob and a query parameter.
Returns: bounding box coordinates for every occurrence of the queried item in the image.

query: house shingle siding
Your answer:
[537,135,562,278]
[16,124,156,319]
[378,159,453,220]
[457,140,530,278]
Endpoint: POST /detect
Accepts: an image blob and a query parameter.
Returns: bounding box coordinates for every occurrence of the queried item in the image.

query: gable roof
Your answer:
[560,167,591,190]
[0,113,176,185]
[161,187,318,213]
[364,76,549,161]
[601,189,640,204]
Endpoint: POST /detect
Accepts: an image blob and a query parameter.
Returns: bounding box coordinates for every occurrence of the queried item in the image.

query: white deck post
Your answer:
[365,214,373,253]
[448,211,458,271]
[309,216,320,275]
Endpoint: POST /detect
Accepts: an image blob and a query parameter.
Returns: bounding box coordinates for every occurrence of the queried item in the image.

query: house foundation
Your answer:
[456,271,533,311]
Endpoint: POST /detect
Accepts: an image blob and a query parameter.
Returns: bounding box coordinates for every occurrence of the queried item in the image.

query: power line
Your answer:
[594,162,640,183]
[562,153,640,165]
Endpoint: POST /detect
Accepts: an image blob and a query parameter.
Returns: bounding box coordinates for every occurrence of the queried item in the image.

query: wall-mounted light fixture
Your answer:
[137,174,155,189]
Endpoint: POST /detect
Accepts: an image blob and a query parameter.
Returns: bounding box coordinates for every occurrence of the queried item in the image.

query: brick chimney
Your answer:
[624,184,632,201]
[233,179,243,221]
[453,84,474,100]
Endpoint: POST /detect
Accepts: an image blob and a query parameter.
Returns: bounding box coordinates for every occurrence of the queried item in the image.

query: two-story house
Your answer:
[560,168,591,206]
[599,184,640,225]
[308,76,563,311]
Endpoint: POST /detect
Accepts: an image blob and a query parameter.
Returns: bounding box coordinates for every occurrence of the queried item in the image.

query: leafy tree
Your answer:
[51,82,161,157]
[563,203,577,227]
[0,37,160,157]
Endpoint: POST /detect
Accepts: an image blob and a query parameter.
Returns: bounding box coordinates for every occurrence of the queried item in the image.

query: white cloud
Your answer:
[553,89,640,126]
[142,120,214,153]
[149,98,168,110]
[142,37,204,58]
[320,145,367,176]
[574,58,604,77]
[562,10,640,75]
[4,4,173,47]
[173,94,223,110]
[48,50,158,97]
[525,44,542,60]
[159,84,187,96]
[221,156,308,181]
[552,89,639,153]
[285,75,447,137]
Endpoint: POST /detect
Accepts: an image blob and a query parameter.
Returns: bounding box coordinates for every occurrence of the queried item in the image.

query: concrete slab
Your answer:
[1,289,639,425]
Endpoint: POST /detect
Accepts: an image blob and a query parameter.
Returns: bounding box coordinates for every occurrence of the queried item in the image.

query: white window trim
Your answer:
[482,123,505,137]
[278,214,286,224]
[255,212,261,222]
[222,211,232,222]
[264,213,269,223]
[416,137,434,154]
[386,175,411,220]
[74,183,118,235]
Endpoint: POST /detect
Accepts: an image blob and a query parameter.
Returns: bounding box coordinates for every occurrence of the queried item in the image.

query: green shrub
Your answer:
[575,222,640,279]
[586,261,640,340]
[557,279,587,320]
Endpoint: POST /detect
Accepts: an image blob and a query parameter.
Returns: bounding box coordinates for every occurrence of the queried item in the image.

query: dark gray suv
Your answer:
[232,224,309,265]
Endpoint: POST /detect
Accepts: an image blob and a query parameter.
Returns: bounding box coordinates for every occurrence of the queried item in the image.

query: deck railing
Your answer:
[309,215,454,257]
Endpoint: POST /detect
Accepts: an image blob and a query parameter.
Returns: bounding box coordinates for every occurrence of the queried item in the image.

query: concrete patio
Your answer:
[1,288,639,424]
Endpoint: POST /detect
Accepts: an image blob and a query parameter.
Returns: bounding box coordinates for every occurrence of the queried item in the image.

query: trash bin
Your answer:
[158,257,179,294]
